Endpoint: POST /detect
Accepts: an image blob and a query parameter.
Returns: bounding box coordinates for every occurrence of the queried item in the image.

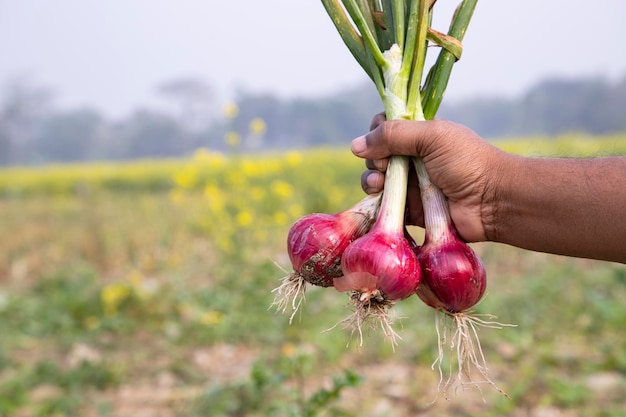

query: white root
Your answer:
[270,272,307,324]
[326,290,402,349]
[430,310,516,402]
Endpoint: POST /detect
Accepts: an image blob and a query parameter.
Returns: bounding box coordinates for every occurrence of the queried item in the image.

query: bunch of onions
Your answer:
[315,0,510,396]
[333,153,421,346]
[272,192,381,322]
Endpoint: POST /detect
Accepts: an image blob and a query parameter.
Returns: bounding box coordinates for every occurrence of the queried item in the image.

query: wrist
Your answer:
[480,151,523,243]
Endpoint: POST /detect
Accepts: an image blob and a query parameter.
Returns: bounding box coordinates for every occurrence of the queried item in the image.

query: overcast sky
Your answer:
[1,0,626,118]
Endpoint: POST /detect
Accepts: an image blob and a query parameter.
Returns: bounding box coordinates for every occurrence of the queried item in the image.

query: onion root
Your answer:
[271,272,307,324]
[431,309,515,401]
[327,290,402,349]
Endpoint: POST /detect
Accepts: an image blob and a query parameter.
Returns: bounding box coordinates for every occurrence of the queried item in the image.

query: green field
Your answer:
[1,136,625,416]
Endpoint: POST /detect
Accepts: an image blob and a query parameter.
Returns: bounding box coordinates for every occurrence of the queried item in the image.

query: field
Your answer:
[1,134,626,417]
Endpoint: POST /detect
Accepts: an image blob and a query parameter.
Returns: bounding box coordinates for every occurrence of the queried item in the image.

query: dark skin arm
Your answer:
[352,114,626,264]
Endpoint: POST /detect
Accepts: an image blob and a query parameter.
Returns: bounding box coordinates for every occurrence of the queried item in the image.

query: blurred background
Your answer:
[1,1,625,416]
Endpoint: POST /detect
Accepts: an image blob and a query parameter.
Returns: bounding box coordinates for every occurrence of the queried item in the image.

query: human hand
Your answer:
[351,113,512,242]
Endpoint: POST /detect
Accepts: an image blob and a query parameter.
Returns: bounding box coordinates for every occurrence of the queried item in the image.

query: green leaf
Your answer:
[421,0,478,119]
[321,0,372,79]
[427,27,463,60]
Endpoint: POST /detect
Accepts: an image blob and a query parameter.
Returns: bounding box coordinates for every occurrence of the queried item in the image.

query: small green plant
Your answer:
[0,359,119,416]
[546,377,591,407]
[188,352,362,417]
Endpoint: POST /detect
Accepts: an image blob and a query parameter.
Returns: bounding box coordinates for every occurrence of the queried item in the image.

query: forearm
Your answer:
[490,155,626,263]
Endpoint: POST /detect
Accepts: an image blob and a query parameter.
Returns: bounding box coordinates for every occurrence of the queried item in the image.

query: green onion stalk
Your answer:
[320,0,511,397]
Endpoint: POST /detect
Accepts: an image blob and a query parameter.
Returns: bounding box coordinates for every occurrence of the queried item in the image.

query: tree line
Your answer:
[1,73,625,166]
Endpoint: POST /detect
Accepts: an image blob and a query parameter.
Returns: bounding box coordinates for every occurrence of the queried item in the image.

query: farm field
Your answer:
[1,135,626,417]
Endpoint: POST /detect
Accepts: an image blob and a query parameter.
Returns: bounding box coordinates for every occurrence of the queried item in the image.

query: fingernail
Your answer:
[373,159,386,171]
[366,171,383,190]
[351,136,367,155]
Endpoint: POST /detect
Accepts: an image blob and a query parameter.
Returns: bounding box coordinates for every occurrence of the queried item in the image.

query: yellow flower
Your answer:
[225,131,241,147]
[223,102,239,119]
[225,171,245,188]
[236,210,254,227]
[241,160,260,178]
[101,283,131,316]
[204,184,226,213]
[193,147,212,162]
[199,311,224,326]
[271,180,294,199]
[173,166,197,189]
[285,151,302,167]
[249,117,267,136]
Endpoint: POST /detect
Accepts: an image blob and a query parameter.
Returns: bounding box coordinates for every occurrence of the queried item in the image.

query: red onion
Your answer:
[414,196,486,313]
[272,193,380,321]
[412,157,509,398]
[332,156,421,344]
[411,157,487,313]
[336,225,421,302]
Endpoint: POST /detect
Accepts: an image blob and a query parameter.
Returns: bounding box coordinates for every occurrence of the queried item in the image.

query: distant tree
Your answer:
[440,97,516,138]
[156,77,217,133]
[323,84,380,142]
[232,83,380,150]
[439,74,626,138]
[0,78,53,165]
[2,72,626,165]
[35,108,103,162]
[232,92,282,149]
[586,75,626,134]
[114,110,186,159]
[283,99,332,147]
[518,78,607,135]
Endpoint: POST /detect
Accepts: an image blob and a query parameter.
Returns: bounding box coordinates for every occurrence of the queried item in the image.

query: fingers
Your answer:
[352,119,455,160]
[362,156,389,194]
[360,170,385,194]
[365,158,389,172]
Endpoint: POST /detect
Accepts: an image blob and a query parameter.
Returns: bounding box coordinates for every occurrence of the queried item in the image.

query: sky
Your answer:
[1,0,626,118]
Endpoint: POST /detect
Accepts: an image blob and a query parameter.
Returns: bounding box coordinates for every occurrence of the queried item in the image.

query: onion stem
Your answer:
[421,0,477,119]
[405,0,430,120]
[342,0,389,69]
[392,0,406,49]
[378,155,410,233]
[413,157,451,242]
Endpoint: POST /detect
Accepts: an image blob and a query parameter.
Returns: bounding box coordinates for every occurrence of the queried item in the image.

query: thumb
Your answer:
[351,119,448,160]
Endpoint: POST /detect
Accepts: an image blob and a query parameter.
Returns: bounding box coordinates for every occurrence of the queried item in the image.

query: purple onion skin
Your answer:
[416,230,487,313]
[287,213,359,287]
[337,227,421,301]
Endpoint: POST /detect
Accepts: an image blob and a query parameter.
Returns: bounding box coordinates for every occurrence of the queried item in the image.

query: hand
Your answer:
[351,114,626,263]
[351,114,511,242]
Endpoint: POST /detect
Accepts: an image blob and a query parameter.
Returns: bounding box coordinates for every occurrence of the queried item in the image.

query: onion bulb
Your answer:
[332,156,421,345]
[272,193,380,322]
[413,157,512,398]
